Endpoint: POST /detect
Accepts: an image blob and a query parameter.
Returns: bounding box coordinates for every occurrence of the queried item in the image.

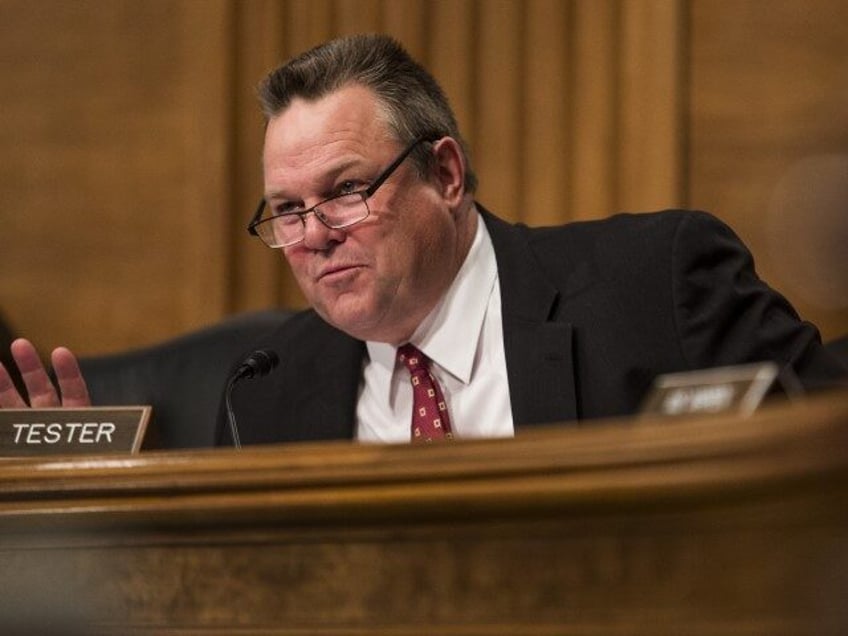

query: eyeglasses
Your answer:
[248,136,436,248]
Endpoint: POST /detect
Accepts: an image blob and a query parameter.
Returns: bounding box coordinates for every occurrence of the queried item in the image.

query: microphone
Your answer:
[233,349,279,382]
[225,349,279,449]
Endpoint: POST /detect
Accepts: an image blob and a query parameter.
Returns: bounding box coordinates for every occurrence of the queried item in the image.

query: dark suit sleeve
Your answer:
[671,211,846,389]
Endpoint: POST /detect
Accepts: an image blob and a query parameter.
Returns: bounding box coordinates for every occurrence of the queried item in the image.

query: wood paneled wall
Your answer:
[1,0,846,358]
[1,0,234,353]
[689,0,848,342]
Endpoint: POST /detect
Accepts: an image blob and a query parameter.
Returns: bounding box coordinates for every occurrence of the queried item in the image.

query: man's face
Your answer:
[262,84,469,344]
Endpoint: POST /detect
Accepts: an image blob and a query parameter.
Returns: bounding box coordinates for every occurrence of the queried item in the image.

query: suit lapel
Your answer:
[482,209,578,427]
[321,334,365,438]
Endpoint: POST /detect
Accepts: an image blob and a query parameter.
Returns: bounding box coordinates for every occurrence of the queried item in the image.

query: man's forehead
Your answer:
[263,121,392,172]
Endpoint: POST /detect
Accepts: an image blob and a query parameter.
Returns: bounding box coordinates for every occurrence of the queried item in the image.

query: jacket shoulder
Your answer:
[515,209,728,280]
[525,209,725,245]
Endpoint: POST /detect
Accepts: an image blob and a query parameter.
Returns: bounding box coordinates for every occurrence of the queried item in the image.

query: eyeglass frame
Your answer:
[247,135,441,248]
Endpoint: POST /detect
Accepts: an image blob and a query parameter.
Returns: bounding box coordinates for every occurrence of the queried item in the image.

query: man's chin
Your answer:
[315,299,378,339]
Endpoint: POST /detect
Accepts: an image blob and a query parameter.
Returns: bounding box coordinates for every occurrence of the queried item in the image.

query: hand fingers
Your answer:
[51,346,91,407]
[0,361,29,408]
[10,338,61,408]
[3,339,91,409]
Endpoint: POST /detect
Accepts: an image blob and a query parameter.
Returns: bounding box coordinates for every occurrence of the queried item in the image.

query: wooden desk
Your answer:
[2,391,848,634]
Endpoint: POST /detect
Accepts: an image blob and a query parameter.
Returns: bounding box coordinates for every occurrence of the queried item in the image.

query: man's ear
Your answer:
[431,137,466,207]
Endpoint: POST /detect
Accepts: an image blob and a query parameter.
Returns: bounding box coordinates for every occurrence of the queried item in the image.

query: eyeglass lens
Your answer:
[255,193,369,247]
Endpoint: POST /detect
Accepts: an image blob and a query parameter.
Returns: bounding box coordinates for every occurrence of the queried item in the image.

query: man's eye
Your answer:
[273,202,303,216]
[337,180,362,195]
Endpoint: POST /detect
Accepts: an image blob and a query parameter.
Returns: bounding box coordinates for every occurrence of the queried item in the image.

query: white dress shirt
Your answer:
[356,212,514,443]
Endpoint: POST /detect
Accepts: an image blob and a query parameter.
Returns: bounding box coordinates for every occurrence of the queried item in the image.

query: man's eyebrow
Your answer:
[264,157,366,202]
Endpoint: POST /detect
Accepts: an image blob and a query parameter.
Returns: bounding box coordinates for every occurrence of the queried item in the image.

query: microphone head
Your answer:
[226,349,280,450]
[237,349,279,380]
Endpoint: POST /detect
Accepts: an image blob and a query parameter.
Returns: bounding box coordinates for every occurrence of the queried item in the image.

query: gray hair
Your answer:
[258,33,477,193]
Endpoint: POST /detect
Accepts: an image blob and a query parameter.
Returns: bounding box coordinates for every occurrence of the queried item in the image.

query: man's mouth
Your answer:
[317,263,364,283]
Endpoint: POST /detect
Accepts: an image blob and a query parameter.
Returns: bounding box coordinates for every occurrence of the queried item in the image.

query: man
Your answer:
[223,33,846,444]
[1,34,845,445]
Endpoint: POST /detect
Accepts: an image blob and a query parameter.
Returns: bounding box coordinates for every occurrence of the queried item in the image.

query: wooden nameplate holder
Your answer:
[0,406,150,456]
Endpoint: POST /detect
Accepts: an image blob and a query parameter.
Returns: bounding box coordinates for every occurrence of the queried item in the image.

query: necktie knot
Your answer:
[397,343,428,373]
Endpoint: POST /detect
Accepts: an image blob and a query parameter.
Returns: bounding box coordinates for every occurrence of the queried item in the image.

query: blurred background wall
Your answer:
[1,0,846,356]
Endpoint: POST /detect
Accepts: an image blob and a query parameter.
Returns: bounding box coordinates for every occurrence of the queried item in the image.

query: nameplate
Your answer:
[640,362,779,419]
[0,407,151,456]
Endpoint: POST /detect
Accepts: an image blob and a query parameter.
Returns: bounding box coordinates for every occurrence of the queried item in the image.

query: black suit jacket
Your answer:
[224,208,846,445]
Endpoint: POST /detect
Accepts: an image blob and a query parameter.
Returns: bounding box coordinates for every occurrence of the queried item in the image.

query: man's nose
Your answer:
[301,211,344,250]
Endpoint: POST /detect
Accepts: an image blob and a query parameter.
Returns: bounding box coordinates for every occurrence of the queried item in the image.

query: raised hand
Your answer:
[0,339,91,408]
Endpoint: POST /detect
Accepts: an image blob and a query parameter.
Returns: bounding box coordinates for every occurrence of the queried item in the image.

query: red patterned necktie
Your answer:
[397,343,453,442]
